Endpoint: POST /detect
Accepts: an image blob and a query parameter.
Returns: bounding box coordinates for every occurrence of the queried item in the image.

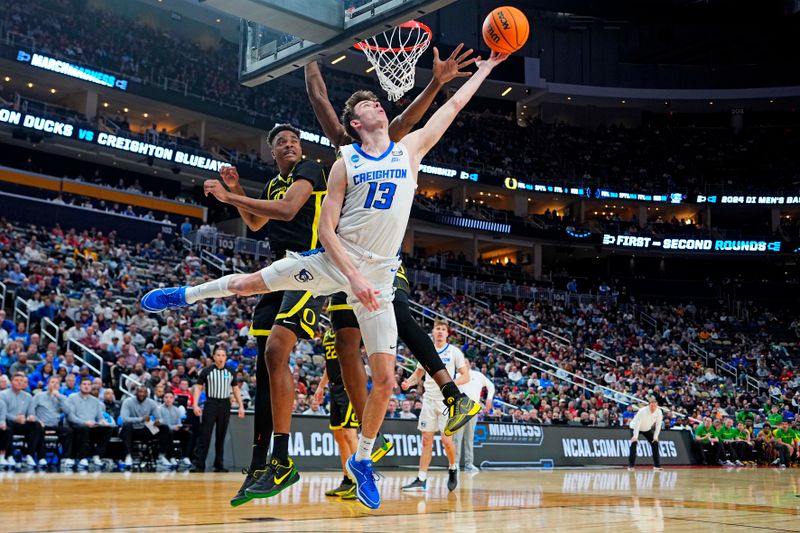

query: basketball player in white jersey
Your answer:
[141,50,508,509]
[401,320,470,493]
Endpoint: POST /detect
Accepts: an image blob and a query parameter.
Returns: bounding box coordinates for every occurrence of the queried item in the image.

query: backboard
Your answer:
[201,0,455,86]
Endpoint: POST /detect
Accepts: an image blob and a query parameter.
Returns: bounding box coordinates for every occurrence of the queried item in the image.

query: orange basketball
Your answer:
[482,6,530,55]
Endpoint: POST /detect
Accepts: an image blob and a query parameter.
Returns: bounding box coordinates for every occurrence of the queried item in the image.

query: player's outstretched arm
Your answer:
[305,61,350,148]
[318,160,380,311]
[388,44,476,141]
[204,170,313,228]
[403,51,507,164]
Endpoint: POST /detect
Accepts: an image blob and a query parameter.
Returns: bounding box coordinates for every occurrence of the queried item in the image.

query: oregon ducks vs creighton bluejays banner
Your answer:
[223,415,698,470]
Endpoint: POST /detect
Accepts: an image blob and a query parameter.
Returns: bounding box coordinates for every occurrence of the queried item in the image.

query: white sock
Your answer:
[449,463,457,471]
[185,275,235,304]
[355,435,376,462]
[418,471,427,481]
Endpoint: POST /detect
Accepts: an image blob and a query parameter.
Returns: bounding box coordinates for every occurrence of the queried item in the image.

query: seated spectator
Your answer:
[157,391,192,467]
[60,373,80,396]
[398,400,417,420]
[10,322,30,348]
[0,373,41,467]
[119,385,161,467]
[302,397,327,416]
[31,376,72,468]
[66,378,113,468]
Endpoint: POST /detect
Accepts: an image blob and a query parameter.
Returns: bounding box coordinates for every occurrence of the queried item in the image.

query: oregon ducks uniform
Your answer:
[251,159,327,340]
[328,263,410,330]
[322,330,359,430]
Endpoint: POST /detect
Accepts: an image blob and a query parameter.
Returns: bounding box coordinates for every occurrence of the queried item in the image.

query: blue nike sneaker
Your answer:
[140,287,188,312]
[345,454,380,510]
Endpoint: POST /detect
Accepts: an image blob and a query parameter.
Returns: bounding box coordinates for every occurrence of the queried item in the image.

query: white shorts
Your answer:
[417,397,446,433]
[260,247,400,355]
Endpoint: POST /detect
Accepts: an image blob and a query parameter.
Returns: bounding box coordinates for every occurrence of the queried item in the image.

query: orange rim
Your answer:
[354,21,433,53]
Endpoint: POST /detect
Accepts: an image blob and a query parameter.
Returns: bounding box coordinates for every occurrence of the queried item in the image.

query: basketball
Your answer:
[482,6,529,55]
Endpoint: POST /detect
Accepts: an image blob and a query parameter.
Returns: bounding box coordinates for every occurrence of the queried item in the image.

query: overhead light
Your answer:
[103,102,109,108]
[520,112,524,115]
[50,88,56,94]
[331,55,346,64]
[316,158,321,163]
[123,107,129,113]
[621,100,626,104]
[3,76,10,82]
[215,18,221,23]
[143,113,149,118]
[709,101,714,105]
[523,105,527,109]
[769,99,774,103]
[501,87,512,96]
[366,66,375,73]
[27,82,34,88]
[566,96,572,101]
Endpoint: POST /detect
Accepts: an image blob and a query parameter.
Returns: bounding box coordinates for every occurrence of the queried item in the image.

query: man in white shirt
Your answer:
[628,396,663,470]
[400,321,470,493]
[454,368,495,472]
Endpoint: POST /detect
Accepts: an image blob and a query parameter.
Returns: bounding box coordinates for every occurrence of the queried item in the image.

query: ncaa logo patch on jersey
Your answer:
[350,154,360,163]
[294,268,314,283]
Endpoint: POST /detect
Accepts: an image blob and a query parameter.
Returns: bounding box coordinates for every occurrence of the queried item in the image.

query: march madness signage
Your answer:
[223,416,698,470]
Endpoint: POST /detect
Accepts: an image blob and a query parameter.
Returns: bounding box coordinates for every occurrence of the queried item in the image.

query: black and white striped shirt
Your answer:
[197,365,237,400]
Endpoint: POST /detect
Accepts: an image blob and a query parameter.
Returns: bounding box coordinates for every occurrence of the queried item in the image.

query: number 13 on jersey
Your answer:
[363,182,397,209]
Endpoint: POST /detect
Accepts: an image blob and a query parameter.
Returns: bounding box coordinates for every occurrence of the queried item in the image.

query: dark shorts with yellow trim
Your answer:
[329,385,359,430]
[251,290,325,339]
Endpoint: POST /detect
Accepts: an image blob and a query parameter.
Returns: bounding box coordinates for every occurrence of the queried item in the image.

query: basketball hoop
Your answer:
[354,21,432,101]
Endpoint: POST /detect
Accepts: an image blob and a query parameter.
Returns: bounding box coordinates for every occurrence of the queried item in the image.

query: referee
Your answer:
[192,348,245,472]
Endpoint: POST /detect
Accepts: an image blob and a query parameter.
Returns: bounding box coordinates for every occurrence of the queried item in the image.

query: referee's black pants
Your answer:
[195,399,230,470]
[628,429,661,468]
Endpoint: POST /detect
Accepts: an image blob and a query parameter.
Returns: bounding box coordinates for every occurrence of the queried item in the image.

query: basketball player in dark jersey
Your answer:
[203,123,327,506]
[315,329,360,499]
[303,45,480,451]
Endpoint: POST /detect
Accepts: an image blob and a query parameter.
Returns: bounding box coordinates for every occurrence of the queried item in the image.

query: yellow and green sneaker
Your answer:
[244,458,300,499]
[325,476,355,497]
[443,395,481,436]
[370,435,394,463]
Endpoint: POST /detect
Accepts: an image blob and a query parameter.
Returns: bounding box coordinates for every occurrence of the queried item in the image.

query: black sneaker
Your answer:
[447,468,458,492]
[443,394,481,436]
[245,458,300,499]
[325,477,354,497]
[401,477,428,492]
[230,467,266,507]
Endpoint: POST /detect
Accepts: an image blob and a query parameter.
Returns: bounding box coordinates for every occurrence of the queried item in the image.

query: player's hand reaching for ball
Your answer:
[204,180,229,203]
[348,271,380,312]
[475,50,509,71]
[219,165,240,187]
[432,43,477,85]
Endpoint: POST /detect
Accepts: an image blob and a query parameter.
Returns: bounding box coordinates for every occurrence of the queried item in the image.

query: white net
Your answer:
[356,21,432,101]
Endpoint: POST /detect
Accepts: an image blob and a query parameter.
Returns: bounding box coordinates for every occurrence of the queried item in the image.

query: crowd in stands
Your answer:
[0,218,796,470]
[3,0,800,198]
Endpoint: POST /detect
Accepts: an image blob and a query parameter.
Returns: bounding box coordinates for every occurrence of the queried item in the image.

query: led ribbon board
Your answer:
[602,234,782,254]
[0,109,225,173]
[16,50,129,91]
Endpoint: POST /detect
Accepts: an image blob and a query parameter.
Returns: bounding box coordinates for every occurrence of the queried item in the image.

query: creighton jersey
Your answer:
[339,142,416,258]
[418,343,466,403]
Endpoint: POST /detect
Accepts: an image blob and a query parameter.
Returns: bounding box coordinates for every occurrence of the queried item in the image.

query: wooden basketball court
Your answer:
[6,468,800,532]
